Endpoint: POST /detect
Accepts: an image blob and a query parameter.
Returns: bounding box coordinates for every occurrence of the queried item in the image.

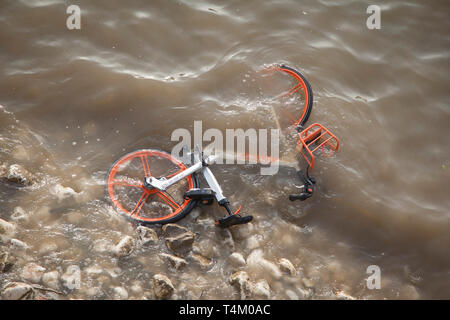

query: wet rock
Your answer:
[0,218,16,241]
[51,184,79,201]
[165,232,195,256]
[246,249,282,280]
[0,251,16,272]
[112,236,135,257]
[229,252,246,267]
[10,207,29,223]
[246,235,260,250]
[136,226,158,245]
[10,238,28,255]
[160,253,188,270]
[161,223,190,238]
[42,271,60,290]
[191,253,213,269]
[252,279,271,299]
[113,286,129,300]
[279,258,296,276]
[192,240,218,259]
[153,274,175,300]
[1,282,35,300]
[21,263,46,283]
[301,277,315,289]
[229,271,252,299]
[3,164,35,186]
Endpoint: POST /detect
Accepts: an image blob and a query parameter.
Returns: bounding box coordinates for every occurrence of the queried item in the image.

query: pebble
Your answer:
[51,184,79,201]
[165,232,195,255]
[10,207,29,223]
[161,223,190,238]
[160,253,188,270]
[153,274,175,300]
[112,236,134,257]
[113,286,129,300]
[246,235,260,250]
[5,164,35,186]
[10,238,28,254]
[136,226,158,245]
[246,249,282,280]
[0,218,16,241]
[191,253,213,269]
[279,258,296,276]
[229,252,246,267]
[1,282,35,300]
[21,262,46,283]
[0,251,15,272]
[252,279,271,299]
[42,271,60,290]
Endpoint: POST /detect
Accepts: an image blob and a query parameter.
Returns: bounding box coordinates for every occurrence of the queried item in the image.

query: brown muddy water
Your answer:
[1,0,450,300]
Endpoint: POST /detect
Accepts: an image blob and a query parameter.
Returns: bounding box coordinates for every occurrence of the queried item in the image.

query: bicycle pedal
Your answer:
[215,215,253,228]
[184,188,216,201]
[289,192,312,201]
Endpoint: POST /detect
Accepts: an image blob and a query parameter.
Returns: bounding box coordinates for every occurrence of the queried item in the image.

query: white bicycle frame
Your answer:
[144,150,226,203]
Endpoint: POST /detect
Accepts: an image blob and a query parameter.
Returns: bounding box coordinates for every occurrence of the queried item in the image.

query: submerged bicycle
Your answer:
[107,65,340,228]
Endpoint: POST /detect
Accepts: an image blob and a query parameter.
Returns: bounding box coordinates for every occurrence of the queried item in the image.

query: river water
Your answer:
[1,0,449,299]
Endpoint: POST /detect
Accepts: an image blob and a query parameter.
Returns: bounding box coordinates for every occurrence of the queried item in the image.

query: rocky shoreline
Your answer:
[0,160,417,300]
[0,161,321,300]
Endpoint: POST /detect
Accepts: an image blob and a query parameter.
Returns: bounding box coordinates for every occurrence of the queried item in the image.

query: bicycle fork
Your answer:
[181,151,252,228]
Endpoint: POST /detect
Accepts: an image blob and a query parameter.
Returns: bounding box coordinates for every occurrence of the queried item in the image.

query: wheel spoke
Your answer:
[279,82,304,98]
[131,192,149,217]
[140,155,151,177]
[156,191,181,210]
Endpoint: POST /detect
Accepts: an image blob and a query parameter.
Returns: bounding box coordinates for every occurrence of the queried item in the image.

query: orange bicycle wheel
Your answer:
[275,65,314,128]
[107,149,197,225]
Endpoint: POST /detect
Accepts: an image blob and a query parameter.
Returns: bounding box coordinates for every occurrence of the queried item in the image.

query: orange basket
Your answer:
[297,123,340,170]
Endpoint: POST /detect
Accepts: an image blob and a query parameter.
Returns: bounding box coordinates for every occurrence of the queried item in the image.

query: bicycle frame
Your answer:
[144,152,226,203]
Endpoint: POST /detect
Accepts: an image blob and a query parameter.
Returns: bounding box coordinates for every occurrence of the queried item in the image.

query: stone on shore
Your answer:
[160,253,188,270]
[153,274,175,300]
[279,258,296,276]
[113,236,135,257]
[21,263,46,283]
[229,252,246,267]
[136,226,158,245]
[42,271,60,290]
[3,164,35,186]
[1,282,35,300]
[0,218,16,241]
[165,232,195,256]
